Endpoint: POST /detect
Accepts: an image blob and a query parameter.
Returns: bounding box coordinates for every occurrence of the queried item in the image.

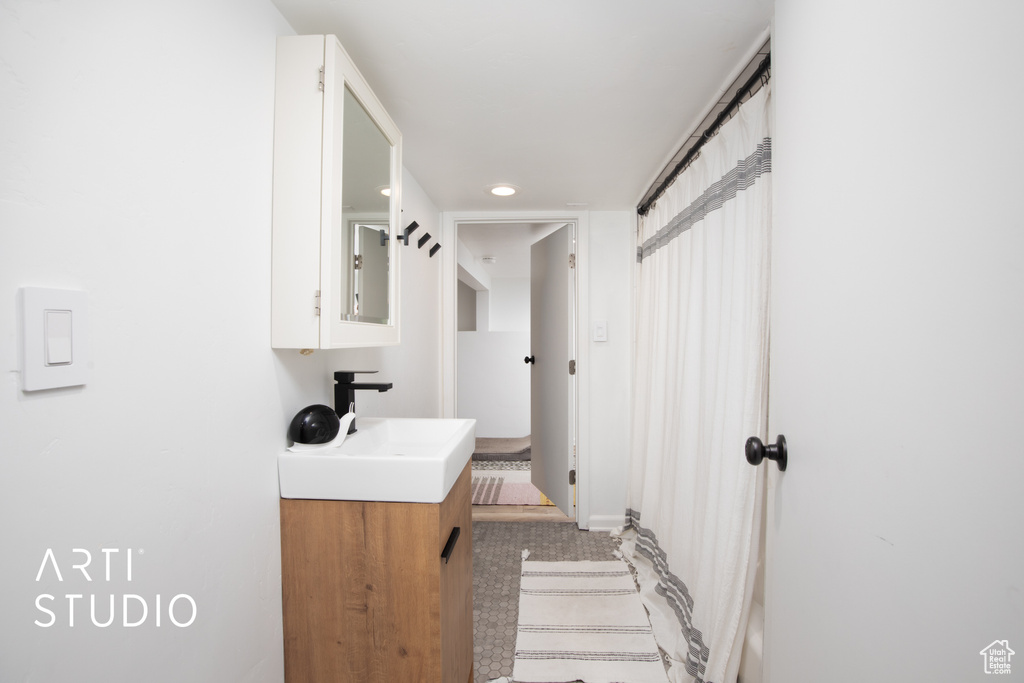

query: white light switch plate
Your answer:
[21,287,89,391]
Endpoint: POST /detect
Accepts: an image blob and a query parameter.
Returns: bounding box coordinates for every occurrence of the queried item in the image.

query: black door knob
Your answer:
[524,356,535,364]
[745,434,787,471]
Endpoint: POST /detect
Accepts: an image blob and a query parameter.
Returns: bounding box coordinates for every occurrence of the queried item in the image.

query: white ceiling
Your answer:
[270,0,773,213]
[458,222,566,279]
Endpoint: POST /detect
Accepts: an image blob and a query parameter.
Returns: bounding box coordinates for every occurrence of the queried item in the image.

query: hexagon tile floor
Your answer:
[471,521,622,683]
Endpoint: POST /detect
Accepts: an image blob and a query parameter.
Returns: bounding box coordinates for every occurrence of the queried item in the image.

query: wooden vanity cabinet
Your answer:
[280,461,473,683]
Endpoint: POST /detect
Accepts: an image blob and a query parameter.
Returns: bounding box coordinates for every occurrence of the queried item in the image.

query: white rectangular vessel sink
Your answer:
[278,417,476,503]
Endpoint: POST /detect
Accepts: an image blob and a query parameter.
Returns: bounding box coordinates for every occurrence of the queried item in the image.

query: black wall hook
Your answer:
[399,221,419,246]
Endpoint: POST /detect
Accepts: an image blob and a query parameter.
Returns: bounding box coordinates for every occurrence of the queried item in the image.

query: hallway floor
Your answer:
[472,504,572,522]
[471,521,620,683]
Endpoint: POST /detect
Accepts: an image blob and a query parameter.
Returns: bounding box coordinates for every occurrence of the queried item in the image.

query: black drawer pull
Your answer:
[441,526,461,564]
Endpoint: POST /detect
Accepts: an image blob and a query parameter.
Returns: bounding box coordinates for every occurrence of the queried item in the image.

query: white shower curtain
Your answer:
[619,84,772,683]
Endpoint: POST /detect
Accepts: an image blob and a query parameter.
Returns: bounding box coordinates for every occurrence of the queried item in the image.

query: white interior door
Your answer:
[529,224,575,516]
[763,4,1024,680]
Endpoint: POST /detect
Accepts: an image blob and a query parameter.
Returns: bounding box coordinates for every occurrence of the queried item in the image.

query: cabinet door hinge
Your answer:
[569,469,576,486]
[569,359,576,375]
[314,290,321,316]
[569,253,576,269]
[318,66,325,92]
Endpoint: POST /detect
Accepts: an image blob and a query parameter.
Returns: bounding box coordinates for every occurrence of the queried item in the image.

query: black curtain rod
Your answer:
[637,53,771,217]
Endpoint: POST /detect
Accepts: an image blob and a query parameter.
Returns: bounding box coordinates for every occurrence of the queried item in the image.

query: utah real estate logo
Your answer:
[980,640,1014,675]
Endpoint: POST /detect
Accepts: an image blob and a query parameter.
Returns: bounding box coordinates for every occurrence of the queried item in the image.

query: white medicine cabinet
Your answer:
[271,35,402,349]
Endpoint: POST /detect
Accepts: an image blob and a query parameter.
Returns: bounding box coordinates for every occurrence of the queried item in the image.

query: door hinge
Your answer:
[569,253,576,269]
[318,66,325,92]
[569,469,576,485]
[314,289,321,316]
[569,359,576,375]
[353,254,363,270]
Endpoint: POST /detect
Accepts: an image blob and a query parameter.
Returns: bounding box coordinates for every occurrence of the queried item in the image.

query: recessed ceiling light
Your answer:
[377,185,391,197]
[486,184,519,197]
[481,256,497,264]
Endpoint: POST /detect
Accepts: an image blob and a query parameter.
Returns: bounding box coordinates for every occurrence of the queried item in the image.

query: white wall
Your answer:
[457,239,491,293]
[321,167,444,419]
[0,2,445,681]
[487,278,530,332]
[457,331,531,437]
[457,280,476,331]
[579,211,634,530]
[457,276,531,436]
[0,2,292,680]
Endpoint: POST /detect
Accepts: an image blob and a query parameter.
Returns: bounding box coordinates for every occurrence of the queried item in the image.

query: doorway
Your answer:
[442,215,581,522]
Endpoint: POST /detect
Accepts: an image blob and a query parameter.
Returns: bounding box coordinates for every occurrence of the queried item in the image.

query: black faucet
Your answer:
[333,371,393,434]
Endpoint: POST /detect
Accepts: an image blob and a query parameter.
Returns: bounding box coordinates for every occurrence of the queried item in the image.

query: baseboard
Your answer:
[585,514,627,532]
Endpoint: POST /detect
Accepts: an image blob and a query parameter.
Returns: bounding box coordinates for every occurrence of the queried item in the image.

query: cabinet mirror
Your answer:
[340,85,391,324]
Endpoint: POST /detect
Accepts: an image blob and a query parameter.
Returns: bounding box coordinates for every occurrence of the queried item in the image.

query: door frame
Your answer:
[440,210,590,525]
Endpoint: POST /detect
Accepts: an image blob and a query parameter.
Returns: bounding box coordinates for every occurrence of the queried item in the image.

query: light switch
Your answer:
[593,320,608,342]
[21,287,89,391]
[45,310,73,365]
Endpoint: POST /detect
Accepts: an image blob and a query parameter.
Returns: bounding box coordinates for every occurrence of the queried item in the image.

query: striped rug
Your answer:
[472,462,554,506]
[512,560,668,683]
